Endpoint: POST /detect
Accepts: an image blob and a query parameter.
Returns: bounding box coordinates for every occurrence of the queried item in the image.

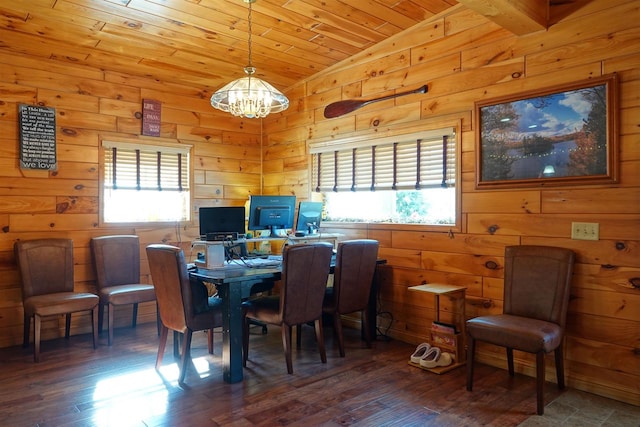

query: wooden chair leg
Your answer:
[242,316,250,367]
[132,303,139,328]
[242,309,249,368]
[555,346,565,390]
[23,314,30,348]
[108,304,115,346]
[91,306,98,349]
[466,334,475,391]
[536,351,545,415]
[156,302,161,336]
[64,313,71,339]
[282,324,293,374]
[173,331,180,359]
[34,314,41,363]
[156,325,169,371]
[315,319,327,364]
[208,329,214,354]
[333,313,345,357]
[361,309,372,348]
[507,348,515,376]
[98,303,105,333]
[178,330,193,385]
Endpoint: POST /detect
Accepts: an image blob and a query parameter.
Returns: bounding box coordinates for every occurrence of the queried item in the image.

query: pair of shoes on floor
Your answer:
[417,345,454,368]
[410,343,431,364]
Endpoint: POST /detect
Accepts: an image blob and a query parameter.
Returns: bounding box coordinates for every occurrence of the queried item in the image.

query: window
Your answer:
[309,127,458,226]
[102,140,191,223]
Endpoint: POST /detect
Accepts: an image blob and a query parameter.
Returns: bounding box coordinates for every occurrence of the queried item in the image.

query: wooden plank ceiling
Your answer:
[0,0,591,95]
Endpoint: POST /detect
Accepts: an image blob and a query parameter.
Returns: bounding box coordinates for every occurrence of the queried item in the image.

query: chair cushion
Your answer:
[99,284,156,305]
[242,296,282,325]
[466,314,563,354]
[24,292,99,317]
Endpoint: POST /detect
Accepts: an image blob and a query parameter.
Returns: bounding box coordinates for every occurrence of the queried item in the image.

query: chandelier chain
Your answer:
[247,2,253,67]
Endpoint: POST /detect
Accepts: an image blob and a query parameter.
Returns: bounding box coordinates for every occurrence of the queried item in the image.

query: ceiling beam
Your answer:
[457,0,548,35]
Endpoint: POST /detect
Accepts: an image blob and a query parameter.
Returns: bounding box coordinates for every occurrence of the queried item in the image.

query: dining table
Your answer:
[190,262,279,383]
[189,256,385,383]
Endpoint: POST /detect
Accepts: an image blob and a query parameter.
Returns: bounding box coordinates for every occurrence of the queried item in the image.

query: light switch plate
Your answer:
[571,222,599,240]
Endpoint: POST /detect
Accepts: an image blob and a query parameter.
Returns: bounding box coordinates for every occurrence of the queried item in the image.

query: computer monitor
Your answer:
[295,201,323,235]
[199,206,245,240]
[247,195,296,234]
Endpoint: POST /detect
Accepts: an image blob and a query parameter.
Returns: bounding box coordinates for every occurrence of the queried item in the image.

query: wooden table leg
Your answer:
[220,282,244,383]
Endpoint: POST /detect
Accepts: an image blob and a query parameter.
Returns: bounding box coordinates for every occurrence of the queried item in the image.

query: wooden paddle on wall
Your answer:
[323,84,428,118]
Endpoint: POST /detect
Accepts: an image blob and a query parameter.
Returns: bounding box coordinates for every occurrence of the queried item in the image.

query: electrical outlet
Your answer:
[571,222,599,240]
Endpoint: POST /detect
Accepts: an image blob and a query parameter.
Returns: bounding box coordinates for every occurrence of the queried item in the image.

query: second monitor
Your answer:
[295,201,323,235]
[247,195,296,235]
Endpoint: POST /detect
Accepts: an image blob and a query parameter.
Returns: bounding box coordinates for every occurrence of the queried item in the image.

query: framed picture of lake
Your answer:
[475,74,618,189]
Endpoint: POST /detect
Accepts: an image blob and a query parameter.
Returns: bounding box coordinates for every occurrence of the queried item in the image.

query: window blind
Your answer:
[102,141,190,191]
[311,130,455,192]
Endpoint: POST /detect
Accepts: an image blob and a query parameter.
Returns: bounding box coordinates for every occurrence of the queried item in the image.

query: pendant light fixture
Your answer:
[210,0,289,118]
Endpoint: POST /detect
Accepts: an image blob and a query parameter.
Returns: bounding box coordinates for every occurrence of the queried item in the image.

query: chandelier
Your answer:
[210,0,289,119]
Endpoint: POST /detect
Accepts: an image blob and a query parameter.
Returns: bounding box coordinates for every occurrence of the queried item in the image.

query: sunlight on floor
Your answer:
[91,356,213,426]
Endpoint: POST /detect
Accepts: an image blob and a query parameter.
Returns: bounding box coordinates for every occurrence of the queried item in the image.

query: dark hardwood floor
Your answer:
[0,321,563,426]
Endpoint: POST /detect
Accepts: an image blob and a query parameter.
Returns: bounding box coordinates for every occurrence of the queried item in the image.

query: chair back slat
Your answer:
[333,239,379,315]
[146,244,189,334]
[281,242,334,326]
[504,245,575,326]
[15,239,75,297]
[91,235,141,288]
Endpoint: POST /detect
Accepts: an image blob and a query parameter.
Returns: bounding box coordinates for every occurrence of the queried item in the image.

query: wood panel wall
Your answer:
[0,52,262,347]
[261,0,640,406]
[0,0,637,409]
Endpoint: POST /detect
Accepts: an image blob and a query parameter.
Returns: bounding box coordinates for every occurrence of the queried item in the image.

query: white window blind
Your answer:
[101,140,191,223]
[311,130,456,192]
[103,141,189,192]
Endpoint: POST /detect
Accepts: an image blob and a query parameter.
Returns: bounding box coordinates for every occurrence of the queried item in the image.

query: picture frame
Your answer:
[475,74,618,189]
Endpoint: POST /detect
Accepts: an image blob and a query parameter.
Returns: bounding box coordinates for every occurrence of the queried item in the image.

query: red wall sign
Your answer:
[142,99,161,137]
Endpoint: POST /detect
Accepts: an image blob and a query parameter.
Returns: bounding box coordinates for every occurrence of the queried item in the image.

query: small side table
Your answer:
[408,283,467,374]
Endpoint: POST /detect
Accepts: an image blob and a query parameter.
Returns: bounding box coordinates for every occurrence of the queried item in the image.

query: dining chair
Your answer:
[466,245,575,415]
[242,242,334,374]
[323,239,379,357]
[90,235,157,346]
[14,238,99,362]
[146,244,223,385]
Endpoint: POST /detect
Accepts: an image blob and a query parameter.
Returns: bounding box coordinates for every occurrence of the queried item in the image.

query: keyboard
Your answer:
[235,255,282,268]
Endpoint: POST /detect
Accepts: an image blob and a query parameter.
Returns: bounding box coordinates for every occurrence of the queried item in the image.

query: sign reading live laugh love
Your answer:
[18,104,57,170]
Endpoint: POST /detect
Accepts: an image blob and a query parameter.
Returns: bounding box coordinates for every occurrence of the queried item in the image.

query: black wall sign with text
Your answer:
[19,104,57,170]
